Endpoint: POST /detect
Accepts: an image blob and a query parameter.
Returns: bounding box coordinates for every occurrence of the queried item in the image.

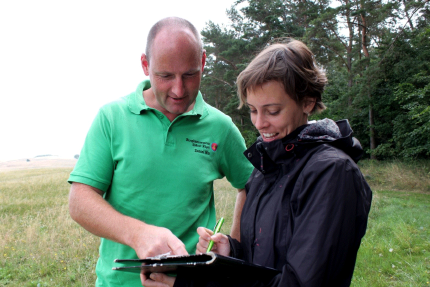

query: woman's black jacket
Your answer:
[175,119,372,287]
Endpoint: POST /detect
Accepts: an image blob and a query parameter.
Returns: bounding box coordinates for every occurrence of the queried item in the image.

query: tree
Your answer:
[200,0,430,158]
[304,0,400,158]
[372,22,430,158]
[201,0,307,146]
[365,0,430,159]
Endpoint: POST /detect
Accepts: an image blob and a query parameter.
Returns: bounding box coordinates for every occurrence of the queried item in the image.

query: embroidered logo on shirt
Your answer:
[186,138,216,155]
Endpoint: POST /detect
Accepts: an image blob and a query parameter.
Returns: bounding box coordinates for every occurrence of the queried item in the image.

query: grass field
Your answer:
[0,160,429,286]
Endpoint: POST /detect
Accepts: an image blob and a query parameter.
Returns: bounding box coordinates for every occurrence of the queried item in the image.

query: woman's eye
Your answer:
[268,111,280,115]
[249,109,257,114]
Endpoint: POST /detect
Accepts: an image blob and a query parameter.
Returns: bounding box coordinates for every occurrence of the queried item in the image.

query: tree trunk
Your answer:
[361,5,376,159]
[402,0,415,31]
[369,103,376,157]
[345,0,354,105]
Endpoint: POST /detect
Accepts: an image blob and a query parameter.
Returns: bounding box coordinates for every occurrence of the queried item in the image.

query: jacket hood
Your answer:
[245,119,363,173]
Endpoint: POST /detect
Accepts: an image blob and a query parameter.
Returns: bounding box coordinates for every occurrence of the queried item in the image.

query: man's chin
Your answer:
[169,103,195,115]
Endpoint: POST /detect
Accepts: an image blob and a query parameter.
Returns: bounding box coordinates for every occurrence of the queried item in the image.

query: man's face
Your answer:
[142,28,206,120]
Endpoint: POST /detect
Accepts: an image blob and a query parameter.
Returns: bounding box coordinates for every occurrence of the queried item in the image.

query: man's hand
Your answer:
[133,224,188,259]
[135,224,188,283]
[196,227,230,256]
[141,273,175,287]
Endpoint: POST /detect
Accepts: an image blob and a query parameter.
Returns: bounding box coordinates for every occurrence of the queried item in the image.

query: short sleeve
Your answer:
[68,109,115,193]
[218,122,254,189]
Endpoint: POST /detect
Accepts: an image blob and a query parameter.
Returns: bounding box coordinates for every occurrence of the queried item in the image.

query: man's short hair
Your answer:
[237,39,327,114]
[145,17,203,64]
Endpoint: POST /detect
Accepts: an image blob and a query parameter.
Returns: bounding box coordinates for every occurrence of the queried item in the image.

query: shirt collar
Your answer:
[128,80,207,119]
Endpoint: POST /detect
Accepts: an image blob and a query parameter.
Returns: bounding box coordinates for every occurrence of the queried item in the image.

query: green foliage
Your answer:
[237,124,259,148]
[200,0,430,159]
[393,73,430,158]
[369,26,430,159]
[200,0,306,133]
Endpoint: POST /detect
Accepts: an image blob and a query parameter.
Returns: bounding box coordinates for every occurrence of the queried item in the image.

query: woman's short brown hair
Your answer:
[237,39,327,114]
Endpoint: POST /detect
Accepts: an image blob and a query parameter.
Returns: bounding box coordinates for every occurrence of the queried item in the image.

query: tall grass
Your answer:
[358,159,430,193]
[0,168,99,286]
[1,160,429,286]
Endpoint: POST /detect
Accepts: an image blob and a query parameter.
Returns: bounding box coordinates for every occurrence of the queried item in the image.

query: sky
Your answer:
[0,0,236,161]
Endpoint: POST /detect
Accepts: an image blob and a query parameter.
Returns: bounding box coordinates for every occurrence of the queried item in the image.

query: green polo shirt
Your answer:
[68,80,253,286]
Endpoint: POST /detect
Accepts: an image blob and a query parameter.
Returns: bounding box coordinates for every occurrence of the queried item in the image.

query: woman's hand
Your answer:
[141,272,175,287]
[196,227,231,256]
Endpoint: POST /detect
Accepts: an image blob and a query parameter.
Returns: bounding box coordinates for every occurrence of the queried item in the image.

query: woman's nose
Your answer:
[253,114,268,130]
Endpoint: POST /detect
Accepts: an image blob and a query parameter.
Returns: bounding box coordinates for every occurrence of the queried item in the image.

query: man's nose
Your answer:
[171,77,185,97]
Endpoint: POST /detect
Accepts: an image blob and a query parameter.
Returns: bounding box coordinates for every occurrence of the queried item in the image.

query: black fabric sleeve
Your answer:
[282,156,369,286]
[227,235,244,259]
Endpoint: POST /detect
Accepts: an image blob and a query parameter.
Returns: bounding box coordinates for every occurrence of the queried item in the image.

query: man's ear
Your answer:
[303,97,316,115]
[201,50,206,72]
[141,54,150,76]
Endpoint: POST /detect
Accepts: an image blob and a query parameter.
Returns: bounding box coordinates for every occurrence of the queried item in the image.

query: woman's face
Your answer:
[246,81,313,142]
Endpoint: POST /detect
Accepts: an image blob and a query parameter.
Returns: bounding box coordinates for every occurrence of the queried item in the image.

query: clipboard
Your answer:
[112,252,279,279]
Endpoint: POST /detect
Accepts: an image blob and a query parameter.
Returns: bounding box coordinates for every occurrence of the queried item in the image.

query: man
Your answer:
[68,17,253,286]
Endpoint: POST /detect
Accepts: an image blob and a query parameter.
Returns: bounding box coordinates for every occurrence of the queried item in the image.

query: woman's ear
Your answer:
[303,97,316,115]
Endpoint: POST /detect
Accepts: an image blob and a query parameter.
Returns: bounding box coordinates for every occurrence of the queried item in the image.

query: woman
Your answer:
[143,39,372,287]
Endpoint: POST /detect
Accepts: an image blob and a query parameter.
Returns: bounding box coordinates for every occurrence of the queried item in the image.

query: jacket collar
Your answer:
[244,119,364,173]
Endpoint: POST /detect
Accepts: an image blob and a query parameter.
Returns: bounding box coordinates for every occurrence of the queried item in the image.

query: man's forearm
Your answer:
[68,182,188,258]
[230,188,246,241]
[68,182,145,249]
